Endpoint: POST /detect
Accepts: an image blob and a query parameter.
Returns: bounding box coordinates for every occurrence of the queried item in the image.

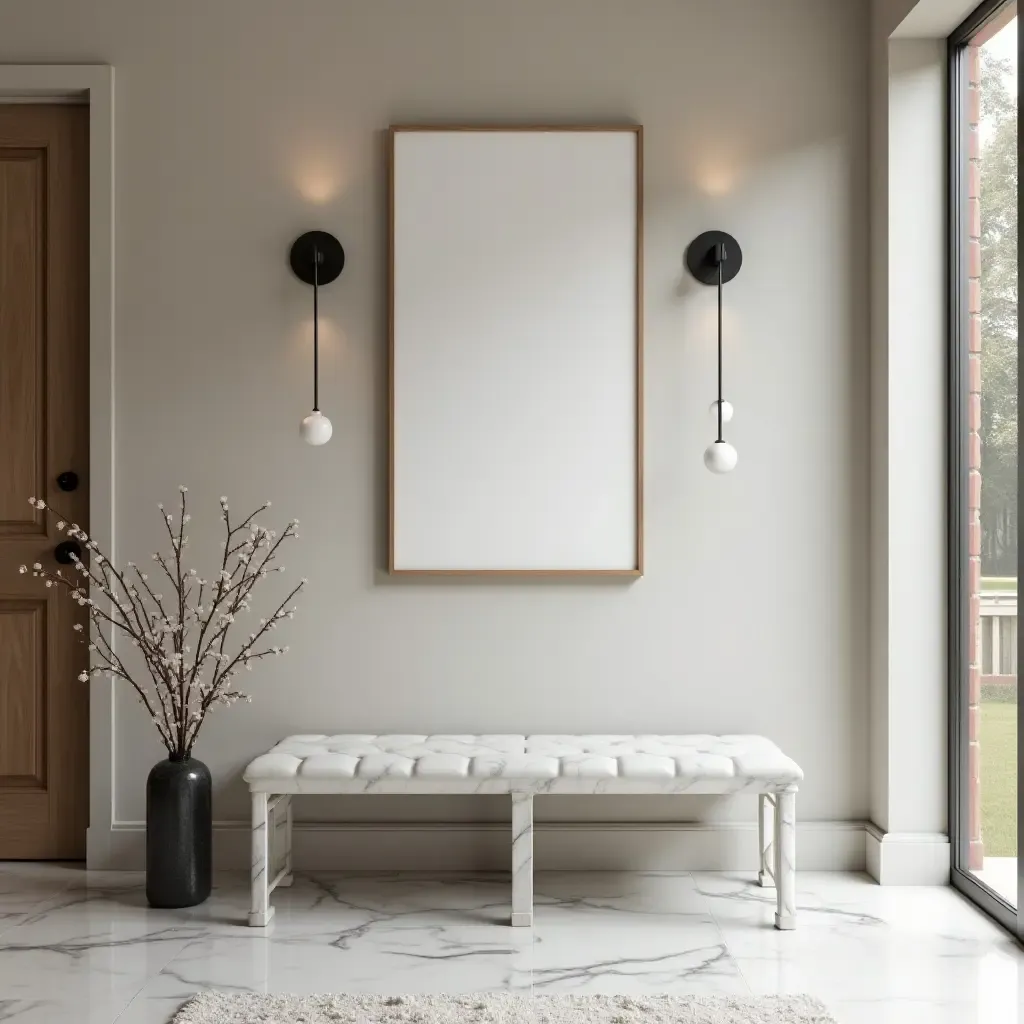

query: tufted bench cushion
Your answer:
[243,734,803,794]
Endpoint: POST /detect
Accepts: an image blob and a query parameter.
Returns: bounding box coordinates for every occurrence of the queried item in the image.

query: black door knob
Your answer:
[54,540,83,565]
[57,471,79,492]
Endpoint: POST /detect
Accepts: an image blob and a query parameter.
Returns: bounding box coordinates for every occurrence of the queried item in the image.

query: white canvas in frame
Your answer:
[389,126,642,575]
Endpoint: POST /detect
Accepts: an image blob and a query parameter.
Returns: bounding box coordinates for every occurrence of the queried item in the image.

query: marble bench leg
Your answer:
[248,792,275,927]
[277,795,294,887]
[511,792,533,927]
[773,788,797,930]
[758,794,775,888]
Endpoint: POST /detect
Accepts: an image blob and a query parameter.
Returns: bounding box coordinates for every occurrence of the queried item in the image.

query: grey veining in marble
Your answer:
[510,793,533,927]
[774,789,796,930]
[243,735,804,794]
[0,864,1020,1024]
[249,792,272,927]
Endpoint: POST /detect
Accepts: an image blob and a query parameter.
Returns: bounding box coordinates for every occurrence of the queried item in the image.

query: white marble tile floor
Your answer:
[0,864,1019,1024]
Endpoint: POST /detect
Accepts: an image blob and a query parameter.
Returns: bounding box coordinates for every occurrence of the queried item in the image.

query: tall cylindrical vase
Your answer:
[146,756,212,908]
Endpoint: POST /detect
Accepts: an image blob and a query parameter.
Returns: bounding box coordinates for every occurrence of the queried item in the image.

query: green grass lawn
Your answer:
[981,576,1018,592]
[981,698,1018,857]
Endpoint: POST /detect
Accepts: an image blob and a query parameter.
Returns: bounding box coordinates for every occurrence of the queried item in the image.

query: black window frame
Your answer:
[947,0,1021,939]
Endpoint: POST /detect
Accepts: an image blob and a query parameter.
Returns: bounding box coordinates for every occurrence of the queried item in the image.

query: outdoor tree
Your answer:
[979,51,1018,576]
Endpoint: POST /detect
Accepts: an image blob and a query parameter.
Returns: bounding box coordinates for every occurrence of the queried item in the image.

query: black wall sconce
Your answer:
[686,230,742,474]
[290,230,345,446]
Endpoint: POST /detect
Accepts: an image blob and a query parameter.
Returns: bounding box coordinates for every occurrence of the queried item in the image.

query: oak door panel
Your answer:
[0,105,89,859]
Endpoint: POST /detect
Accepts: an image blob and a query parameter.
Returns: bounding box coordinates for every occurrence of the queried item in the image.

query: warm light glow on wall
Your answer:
[695,163,740,197]
[295,166,343,204]
[681,140,745,197]
[290,152,347,204]
[289,316,346,360]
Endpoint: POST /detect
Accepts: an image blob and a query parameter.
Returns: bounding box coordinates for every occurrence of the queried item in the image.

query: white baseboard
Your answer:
[865,825,950,884]
[94,819,869,872]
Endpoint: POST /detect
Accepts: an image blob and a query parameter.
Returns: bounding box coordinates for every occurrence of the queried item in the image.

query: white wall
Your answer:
[868,0,951,882]
[886,40,948,841]
[0,0,871,866]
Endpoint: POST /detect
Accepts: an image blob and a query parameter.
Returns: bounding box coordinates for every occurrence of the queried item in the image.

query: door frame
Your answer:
[0,66,114,866]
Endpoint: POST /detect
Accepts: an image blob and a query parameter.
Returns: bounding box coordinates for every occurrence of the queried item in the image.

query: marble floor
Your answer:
[0,865,1021,1024]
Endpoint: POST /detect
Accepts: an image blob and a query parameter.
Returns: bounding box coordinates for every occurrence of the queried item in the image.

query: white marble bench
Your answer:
[243,734,802,930]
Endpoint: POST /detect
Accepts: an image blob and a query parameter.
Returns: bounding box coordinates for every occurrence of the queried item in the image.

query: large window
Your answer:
[950,0,1020,932]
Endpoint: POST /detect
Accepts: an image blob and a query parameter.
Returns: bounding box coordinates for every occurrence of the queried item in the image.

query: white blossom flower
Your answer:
[178,485,188,493]
[20,491,301,759]
[77,671,89,682]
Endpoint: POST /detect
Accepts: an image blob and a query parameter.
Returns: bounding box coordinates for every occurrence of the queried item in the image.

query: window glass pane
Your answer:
[965,5,1018,906]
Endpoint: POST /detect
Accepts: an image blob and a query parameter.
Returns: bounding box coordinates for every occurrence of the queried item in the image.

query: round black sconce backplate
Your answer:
[289,231,345,286]
[686,230,743,285]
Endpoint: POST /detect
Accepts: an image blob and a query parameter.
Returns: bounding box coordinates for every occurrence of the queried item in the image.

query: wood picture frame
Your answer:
[388,124,643,576]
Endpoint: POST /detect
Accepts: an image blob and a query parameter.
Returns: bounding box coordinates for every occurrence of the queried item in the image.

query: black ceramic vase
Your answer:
[146,756,212,908]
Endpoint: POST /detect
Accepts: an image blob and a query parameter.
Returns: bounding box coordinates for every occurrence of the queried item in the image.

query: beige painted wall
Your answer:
[0,0,870,836]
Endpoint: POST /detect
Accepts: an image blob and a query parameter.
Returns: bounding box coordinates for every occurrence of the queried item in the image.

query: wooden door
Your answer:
[0,106,89,859]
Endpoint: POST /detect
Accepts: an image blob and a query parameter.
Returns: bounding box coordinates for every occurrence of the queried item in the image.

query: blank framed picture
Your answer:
[388,125,643,576]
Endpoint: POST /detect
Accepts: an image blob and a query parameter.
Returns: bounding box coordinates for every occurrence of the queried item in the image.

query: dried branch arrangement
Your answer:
[20,488,303,759]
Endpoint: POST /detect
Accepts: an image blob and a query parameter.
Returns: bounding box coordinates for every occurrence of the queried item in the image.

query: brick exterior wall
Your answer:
[966,42,984,872]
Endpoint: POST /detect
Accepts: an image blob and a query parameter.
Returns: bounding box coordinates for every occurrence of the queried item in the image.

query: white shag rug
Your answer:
[172,992,837,1024]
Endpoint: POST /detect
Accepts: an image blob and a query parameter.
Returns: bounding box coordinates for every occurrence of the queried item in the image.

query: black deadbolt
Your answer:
[57,471,79,492]
[54,540,83,565]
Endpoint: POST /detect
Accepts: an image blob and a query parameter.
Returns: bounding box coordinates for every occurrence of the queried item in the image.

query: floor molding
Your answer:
[96,818,870,872]
[865,825,950,884]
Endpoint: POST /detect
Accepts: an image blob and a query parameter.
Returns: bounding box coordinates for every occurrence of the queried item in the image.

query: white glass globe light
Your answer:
[300,410,333,446]
[709,399,734,424]
[704,440,738,474]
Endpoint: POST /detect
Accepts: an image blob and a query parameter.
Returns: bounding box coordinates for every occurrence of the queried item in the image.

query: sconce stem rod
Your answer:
[716,249,724,443]
[313,247,320,412]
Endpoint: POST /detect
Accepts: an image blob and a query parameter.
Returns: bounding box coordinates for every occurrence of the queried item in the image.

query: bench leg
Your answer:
[278,795,294,887]
[511,792,533,927]
[248,792,275,927]
[774,788,796,930]
[758,794,775,888]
